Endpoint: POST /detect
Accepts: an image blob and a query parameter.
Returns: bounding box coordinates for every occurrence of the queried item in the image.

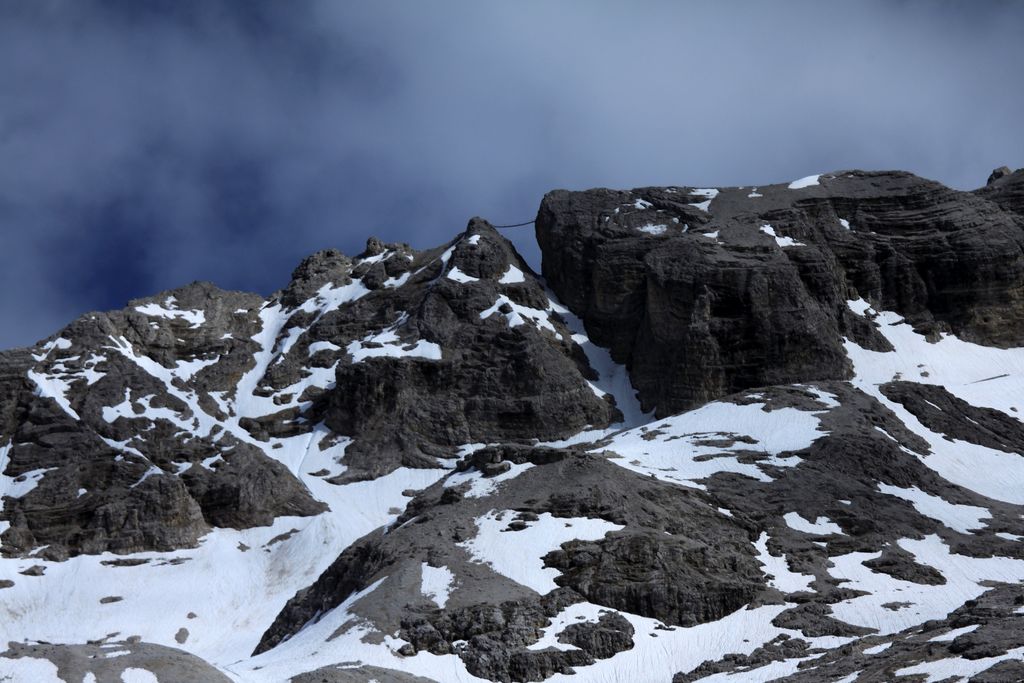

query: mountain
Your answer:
[2,168,1024,683]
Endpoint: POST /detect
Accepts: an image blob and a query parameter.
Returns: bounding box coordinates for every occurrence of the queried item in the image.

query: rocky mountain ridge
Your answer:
[2,168,1024,682]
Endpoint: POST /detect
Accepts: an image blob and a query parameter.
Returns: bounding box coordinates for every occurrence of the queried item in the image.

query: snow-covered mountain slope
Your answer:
[3,168,1024,682]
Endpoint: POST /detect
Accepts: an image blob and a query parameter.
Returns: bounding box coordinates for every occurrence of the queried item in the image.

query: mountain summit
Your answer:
[3,169,1024,682]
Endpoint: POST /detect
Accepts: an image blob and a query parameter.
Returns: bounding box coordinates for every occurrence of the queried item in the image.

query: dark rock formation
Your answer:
[0,219,616,557]
[537,171,1024,414]
[320,219,618,479]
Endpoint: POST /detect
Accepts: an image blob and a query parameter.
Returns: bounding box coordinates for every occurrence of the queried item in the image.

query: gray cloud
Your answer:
[1,0,1022,348]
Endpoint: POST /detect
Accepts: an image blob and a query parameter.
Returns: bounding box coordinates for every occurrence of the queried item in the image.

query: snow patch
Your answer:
[928,623,979,642]
[134,298,206,329]
[637,223,667,235]
[480,295,562,340]
[443,461,535,498]
[783,512,843,536]
[895,645,1024,682]
[877,484,990,534]
[459,511,623,593]
[599,398,828,490]
[498,265,526,284]
[447,267,478,283]
[829,535,1024,634]
[755,532,815,593]
[347,315,442,363]
[760,224,805,247]
[420,563,455,608]
[845,300,1024,504]
[788,174,821,189]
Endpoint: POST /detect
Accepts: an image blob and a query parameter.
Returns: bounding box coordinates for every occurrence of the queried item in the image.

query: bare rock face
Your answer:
[537,171,1024,414]
[977,166,1024,217]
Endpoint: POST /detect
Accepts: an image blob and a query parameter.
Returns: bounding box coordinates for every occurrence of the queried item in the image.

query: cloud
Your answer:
[1,0,1022,347]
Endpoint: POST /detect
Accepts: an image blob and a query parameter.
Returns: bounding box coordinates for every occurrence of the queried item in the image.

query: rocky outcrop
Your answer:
[977,166,1024,216]
[0,219,616,557]
[537,171,1024,415]
[320,219,617,479]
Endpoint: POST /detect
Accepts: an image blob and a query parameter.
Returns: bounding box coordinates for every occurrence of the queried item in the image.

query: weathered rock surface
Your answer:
[0,640,233,683]
[4,168,1024,682]
[537,171,1024,414]
[0,220,615,558]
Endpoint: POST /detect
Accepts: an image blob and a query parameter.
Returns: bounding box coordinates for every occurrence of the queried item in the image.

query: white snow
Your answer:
[498,265,526,284]
[895,645,1024,682]
[459,510,623,593]
[598,397,828,490]
[228,576,482,683]
[347,317,442,363]
[828,535,1024,634]
[688,188,718,212]
[546,295,649,429]
[307,341,341,355]
[877,484,990,534]
[27,368,81,420]
[632,198,653,210]
[863,641,891,655]
[134,298,206,328]
[541,599,853,683]
[703,230,720,240]
[839,218,851,230]
[383,271,412,288]
[845,300,1024,504]
[3,466,54,503]
[0,656,63,682]
[527,601,606,652]
[467,234,482,246]
[760,223,805,247]
[0,466,447,671]
[748,189,763,198]
[637,223,667,235]
[755,532,815,593]
[0,441,13,535]
[928,623,979,642]
[31,337,72,362]
[784,512,843,535]
[120,669,159,683]
[788,174,821,189]
[420,563,455,608]
[447,267,479,283]
[479,295,562,339]
[172,355,220,381]
[442,461,535,498]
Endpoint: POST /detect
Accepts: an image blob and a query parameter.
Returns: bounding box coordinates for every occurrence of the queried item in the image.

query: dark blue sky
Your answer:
[2,0,1023,348]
